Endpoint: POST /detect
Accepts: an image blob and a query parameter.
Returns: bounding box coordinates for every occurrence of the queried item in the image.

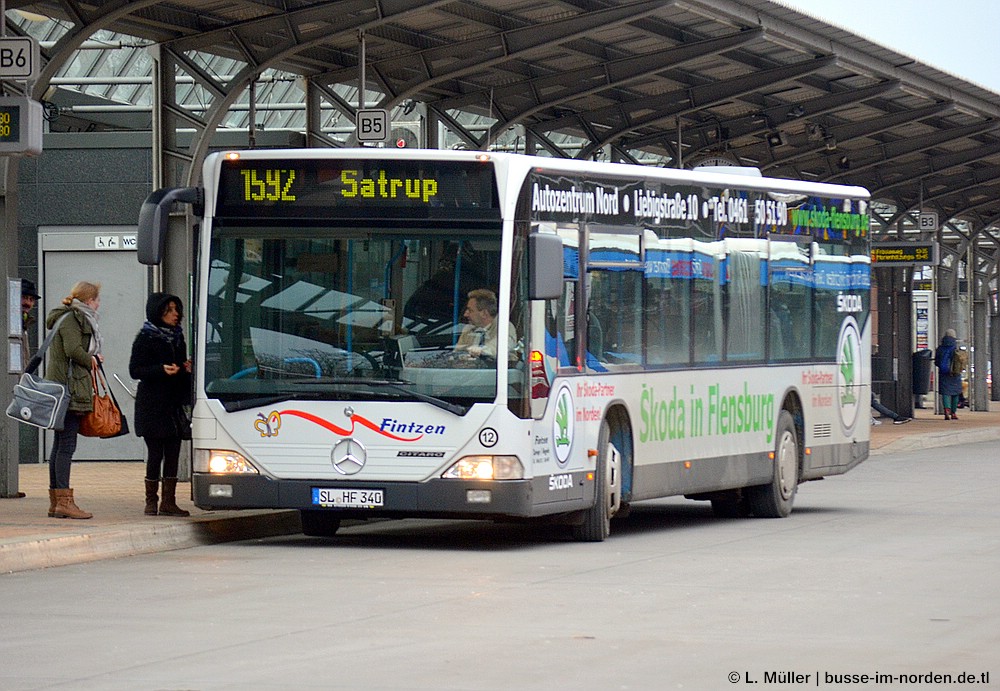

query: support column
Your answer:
[991,290,999,402]
[972,285,988,410]
[1,158,21,497]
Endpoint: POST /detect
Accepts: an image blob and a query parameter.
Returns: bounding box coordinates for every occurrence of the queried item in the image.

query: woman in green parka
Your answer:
[44,281,104,519]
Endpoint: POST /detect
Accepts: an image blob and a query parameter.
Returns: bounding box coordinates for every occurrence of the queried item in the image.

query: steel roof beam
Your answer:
[371,0,672,108]
[823,121,1000,182]
[572,55,835,159]
[430,28,763,131]
[873,139,1000,195]
[540,55,832,137]
[676,81,902,160]
[761,102,955,170]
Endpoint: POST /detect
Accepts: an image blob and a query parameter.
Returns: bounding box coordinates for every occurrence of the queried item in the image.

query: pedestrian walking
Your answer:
[129,293,193,516]
[45,281,104,519]
[934,328,964,420]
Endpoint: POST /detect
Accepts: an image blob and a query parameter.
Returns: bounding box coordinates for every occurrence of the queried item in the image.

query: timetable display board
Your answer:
[871,241,938,266]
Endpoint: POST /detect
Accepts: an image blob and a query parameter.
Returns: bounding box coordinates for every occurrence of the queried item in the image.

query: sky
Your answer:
[777,0,1000,94]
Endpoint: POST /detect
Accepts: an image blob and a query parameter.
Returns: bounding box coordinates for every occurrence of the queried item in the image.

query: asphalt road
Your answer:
[1,440,997,691]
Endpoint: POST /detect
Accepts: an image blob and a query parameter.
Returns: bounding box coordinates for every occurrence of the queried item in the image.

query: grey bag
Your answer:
[5,312,73,431]
[6,372,70,430]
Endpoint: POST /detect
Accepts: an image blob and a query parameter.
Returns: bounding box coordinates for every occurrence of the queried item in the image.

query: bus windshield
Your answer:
[203,222,506,408]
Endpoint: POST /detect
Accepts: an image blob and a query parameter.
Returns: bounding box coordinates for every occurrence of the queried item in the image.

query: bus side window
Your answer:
[588,269,641,367]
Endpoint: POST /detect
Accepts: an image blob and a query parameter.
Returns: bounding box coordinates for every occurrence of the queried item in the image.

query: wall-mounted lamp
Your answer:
[824,136,838,151]
[766,131,784,147]
[787,105,805,119]
[837,155,851,170]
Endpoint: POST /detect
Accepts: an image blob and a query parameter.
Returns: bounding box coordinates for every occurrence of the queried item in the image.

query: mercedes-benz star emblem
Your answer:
[331,437,367,475]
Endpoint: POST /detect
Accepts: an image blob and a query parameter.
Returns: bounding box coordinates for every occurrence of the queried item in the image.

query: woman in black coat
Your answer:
[129,293,192,516]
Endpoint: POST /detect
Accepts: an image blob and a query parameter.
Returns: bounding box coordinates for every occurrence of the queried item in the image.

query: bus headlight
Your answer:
[195,449,259,474]
[442,455,523,480]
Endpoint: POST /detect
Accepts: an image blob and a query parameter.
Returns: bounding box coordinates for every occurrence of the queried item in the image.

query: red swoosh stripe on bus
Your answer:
[278,409,423,442]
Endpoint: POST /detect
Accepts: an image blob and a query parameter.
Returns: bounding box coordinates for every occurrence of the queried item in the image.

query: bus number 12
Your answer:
[240,168,297,202]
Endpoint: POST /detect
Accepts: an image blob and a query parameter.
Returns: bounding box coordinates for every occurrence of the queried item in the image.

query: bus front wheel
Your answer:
[745,410,799,518]
[300,510,342,537]
[572,416,622,542]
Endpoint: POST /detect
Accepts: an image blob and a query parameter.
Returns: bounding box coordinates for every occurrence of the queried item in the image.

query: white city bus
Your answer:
[137,149,871,541]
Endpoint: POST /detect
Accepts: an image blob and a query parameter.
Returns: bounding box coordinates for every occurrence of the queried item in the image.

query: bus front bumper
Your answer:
[191,473,554,519]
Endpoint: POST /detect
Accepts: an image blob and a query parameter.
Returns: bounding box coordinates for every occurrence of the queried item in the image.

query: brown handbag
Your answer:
[79,361,125,438]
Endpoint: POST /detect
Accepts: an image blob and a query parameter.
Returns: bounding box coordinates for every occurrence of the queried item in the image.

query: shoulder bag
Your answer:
[6,313,72,430]
[79,361,128,438]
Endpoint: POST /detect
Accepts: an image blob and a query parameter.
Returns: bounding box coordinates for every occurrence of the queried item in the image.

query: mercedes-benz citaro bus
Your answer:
[137,149,871,541]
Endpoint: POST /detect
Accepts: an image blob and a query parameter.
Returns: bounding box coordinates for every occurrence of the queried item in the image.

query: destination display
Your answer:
[215,157,499,217]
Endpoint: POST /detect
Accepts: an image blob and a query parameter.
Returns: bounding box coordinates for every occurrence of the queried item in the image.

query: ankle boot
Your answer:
[52,488,92,520]
[158,477,190,517]
[144,479,159,516]
[48,488,57,518]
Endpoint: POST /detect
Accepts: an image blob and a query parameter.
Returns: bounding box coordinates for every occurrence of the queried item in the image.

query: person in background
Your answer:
[871,393,910,425]
[45,281,104,519]
[6,279,42,500]
[129,293,193,517]
[934,328,962,420]
[19,279,40,369]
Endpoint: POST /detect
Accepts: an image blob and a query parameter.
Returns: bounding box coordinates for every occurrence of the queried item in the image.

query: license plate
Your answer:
[312,487,384,508]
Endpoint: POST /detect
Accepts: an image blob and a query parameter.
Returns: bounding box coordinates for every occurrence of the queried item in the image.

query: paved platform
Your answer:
[2,403,999,574]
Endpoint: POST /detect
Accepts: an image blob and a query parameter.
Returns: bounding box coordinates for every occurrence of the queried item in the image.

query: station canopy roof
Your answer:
[6,0,1000,266]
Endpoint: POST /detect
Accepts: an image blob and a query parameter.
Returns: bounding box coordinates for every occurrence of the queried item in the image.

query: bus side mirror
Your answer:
[528,233,563,300]
[137,187,203,265]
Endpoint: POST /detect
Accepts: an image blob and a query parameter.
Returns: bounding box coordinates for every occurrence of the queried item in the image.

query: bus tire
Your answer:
[572,415,622,542]
[745,410,799,518]
[300,510,342,537]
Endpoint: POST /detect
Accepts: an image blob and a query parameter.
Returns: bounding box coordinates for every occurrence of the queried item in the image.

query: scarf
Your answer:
[71,299,104,356]
[140,320,184,349]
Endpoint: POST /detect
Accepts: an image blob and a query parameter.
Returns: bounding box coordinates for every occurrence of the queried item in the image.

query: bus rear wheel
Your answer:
[300,510,342,537]
[572,416,622,542]
[745,410,799,518]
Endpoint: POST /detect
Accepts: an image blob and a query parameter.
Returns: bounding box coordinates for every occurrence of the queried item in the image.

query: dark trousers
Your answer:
[49,413,82,489]
[145,437,182,481]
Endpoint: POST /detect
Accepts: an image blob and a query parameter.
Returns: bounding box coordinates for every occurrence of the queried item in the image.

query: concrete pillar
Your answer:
[1,158,21,497]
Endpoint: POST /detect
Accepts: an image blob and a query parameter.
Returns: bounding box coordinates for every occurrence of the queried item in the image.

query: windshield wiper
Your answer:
[296,377,469,416]
[221,393,305,413]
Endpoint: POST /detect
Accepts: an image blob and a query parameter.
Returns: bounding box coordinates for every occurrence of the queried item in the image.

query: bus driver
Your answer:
[455,288,517,363]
